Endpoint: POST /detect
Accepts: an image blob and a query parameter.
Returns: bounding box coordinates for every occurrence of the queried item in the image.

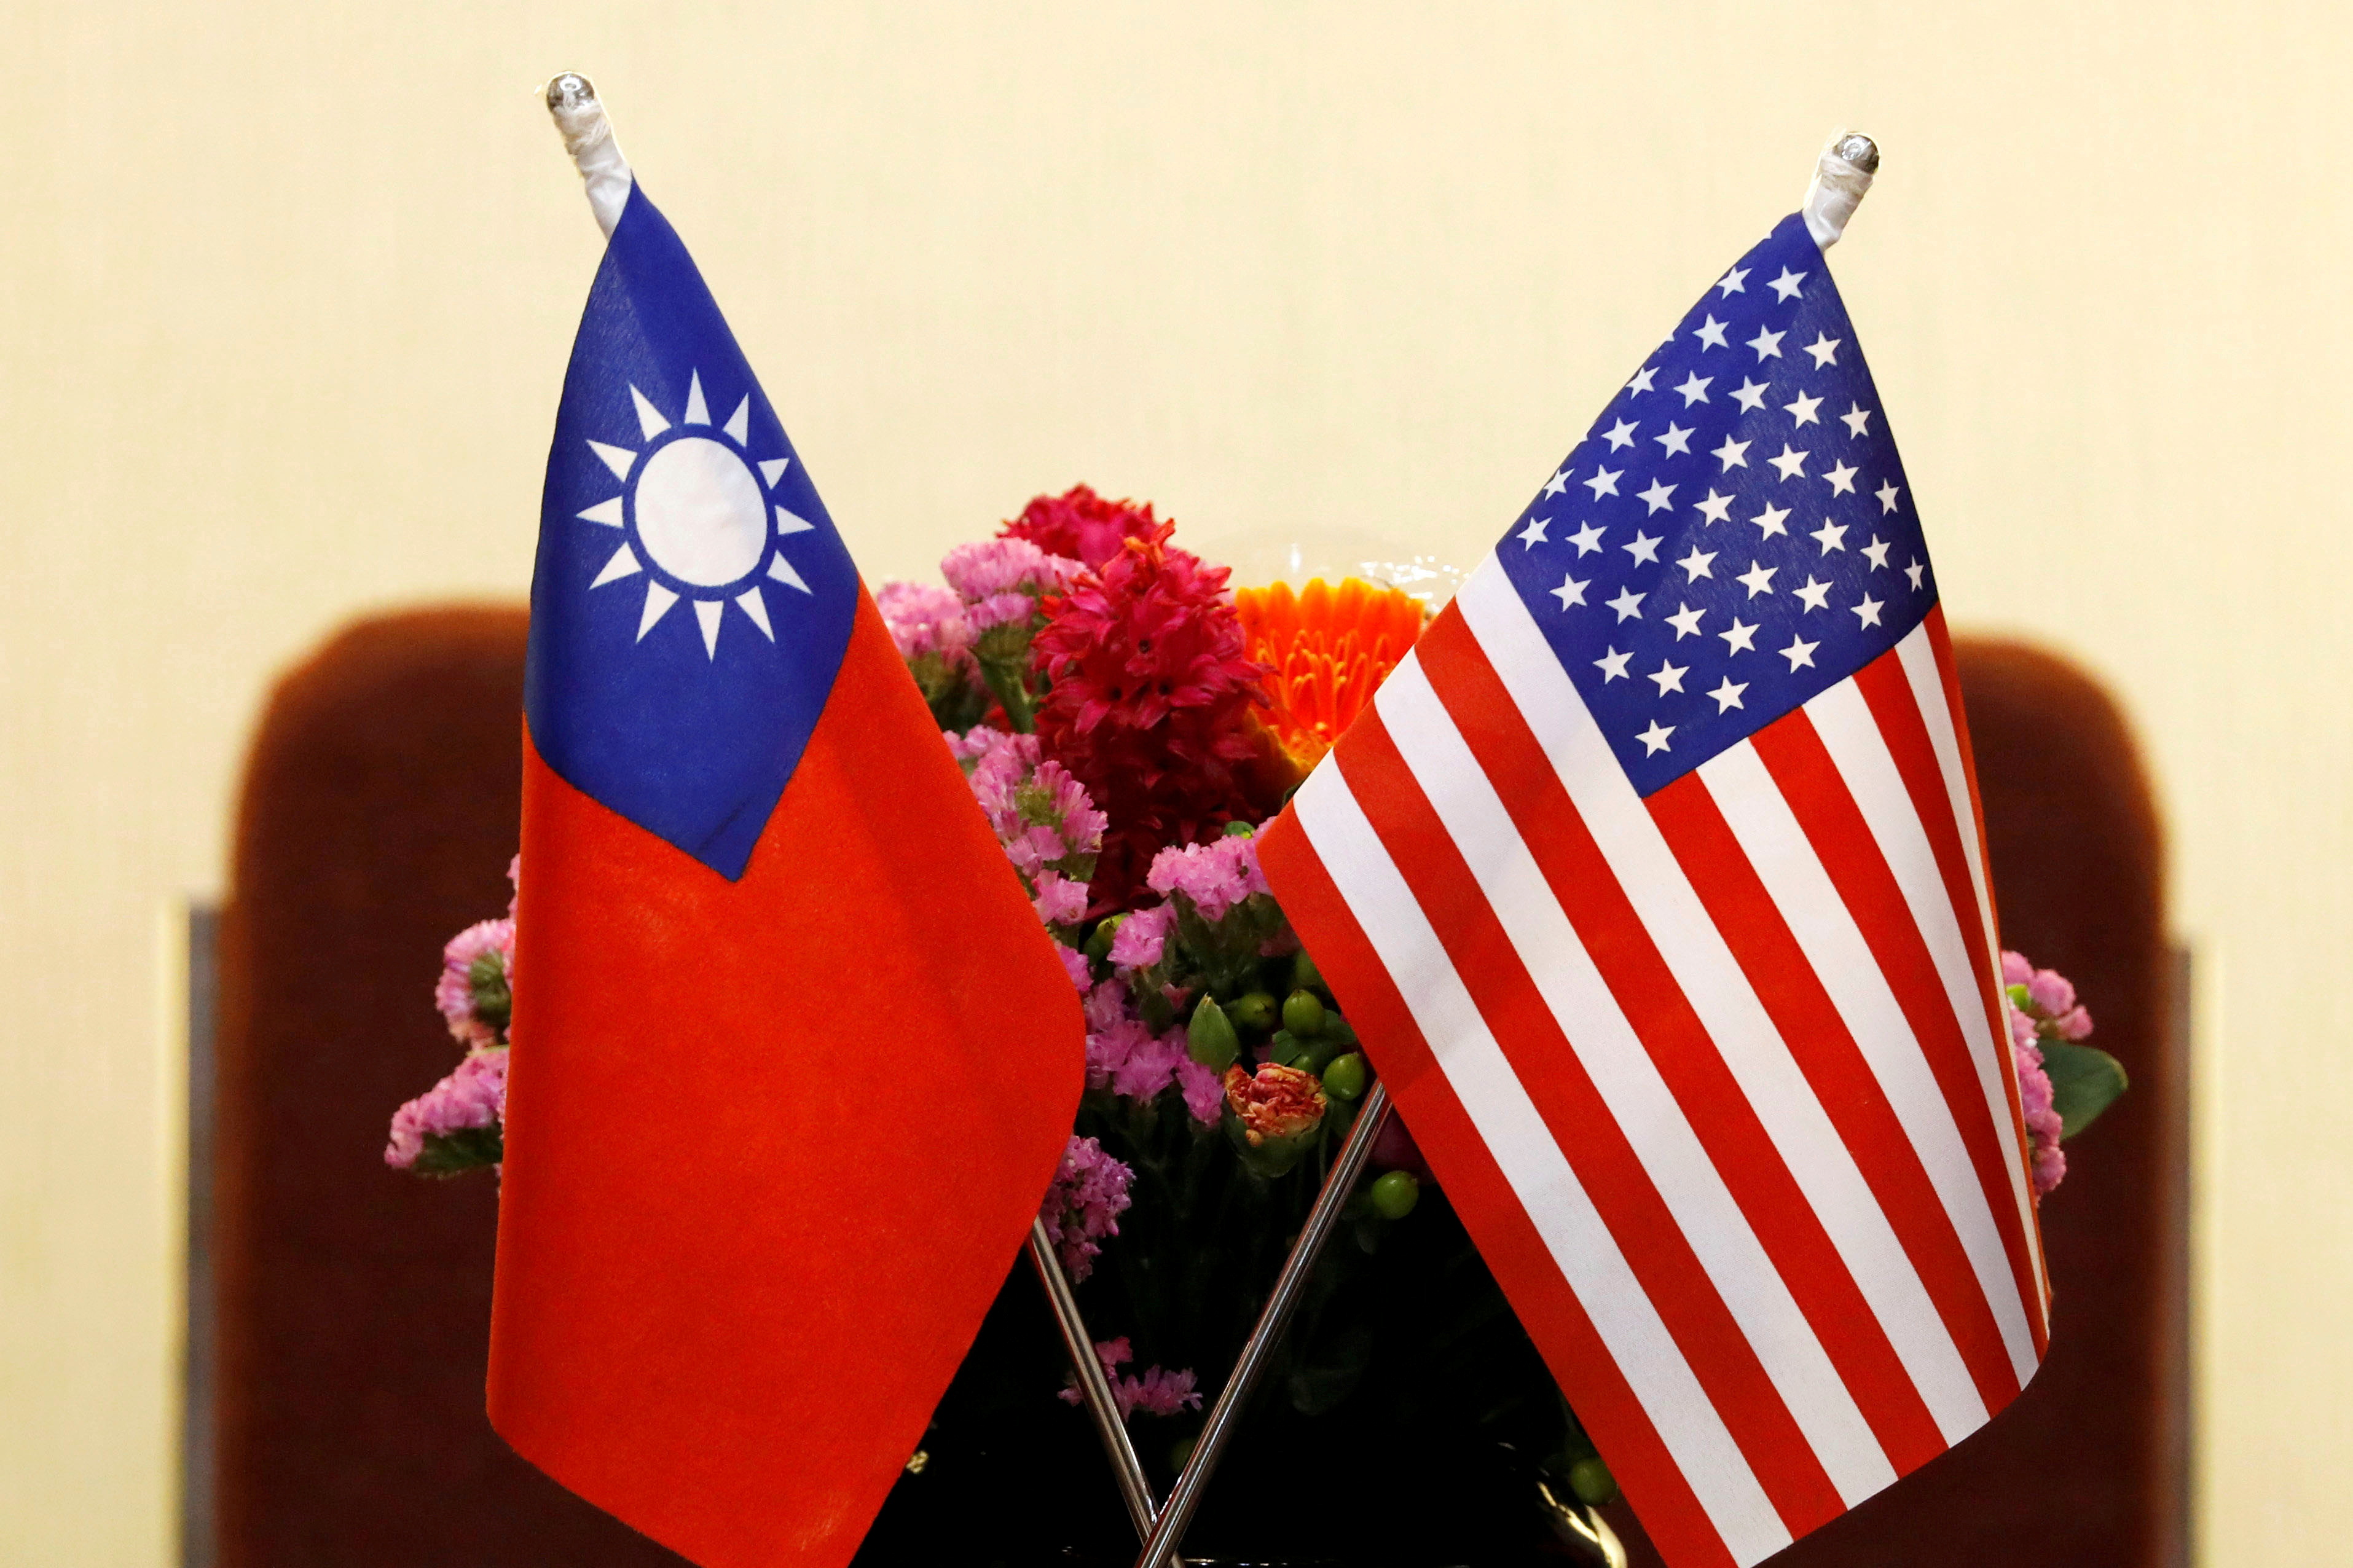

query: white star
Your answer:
[1549,573,1590,610]
[1876,479,1902,514]
[1767,444,1811,480]
[1606,586,1648,621]
[1779,635,1820,671]
[1656,422,1695,457]
[1602,418,1638,450]
[1840,402,1873,438]
[1707,676,1748,713]
[1518,515,1550,549]
[1675,546,1716,582]
[1719,617,1759,654]
[1583,466,1622,499]
[1769,266,1807,302]
[1636,480,1676,515]
[1784,390,1823,427]
[1852,594,1885,629]
[1627,366,1658,396]
[1751,503,1791,538]
[1716,265,1750,297]
[1593,646,1632,681]
[1694,489,1735,525]
[1568,520,1607,555]
[1731,377,1770,412]
[1541,466,1571,498]
[1861,535,1891,570]
[1803,332,1842,369]
[1737,561,1778,598]
[1906,558,1927,590]
[1636,719,1676,756]
[1810,519,1848,554]
[1675,372,1714,406]
[1625,529,1664,564]
[1748,326,1786,360]
[1713,436,1751,471]
[1824,460,1860,496]
[1693,315,1729,350]
[1648,659,1689,696]
[1666,602,1707,639]
[1794,576,1833,611]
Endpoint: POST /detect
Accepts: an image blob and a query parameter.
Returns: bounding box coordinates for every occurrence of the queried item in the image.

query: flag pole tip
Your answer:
[545,72,597,112]
[1804,131,1878,249]
[542,71,631,237]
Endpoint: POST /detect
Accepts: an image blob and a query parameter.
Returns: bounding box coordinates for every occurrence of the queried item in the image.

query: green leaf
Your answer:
[2041,1042,2129,1139]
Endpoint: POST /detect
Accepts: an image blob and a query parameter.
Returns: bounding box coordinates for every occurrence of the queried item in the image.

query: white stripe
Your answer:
[1807,678,2045,1366]
[1377,658,1896,1502]
[1697,735,2039,1387]
[1290,761,1791,1565]
[1456,559,1987,1444]
[1894,625,2051,1303]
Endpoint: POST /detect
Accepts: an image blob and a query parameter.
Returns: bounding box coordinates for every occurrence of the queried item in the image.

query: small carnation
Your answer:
[1108,1029,1191,1103]
[1107,904,1173,971]
[2001,948,2089,1197]
[1039,1135,1133,1282]
[941,537,1082,603]
[1058,944,1095,992]
[1034,869,1090,928]
[1176,1057,1225,1124]
[967,590,1042,633]
[1146,833,1270,923]
[384,1048,508,1172]
[1223,1062,1327,1145]
[875,580,975,660]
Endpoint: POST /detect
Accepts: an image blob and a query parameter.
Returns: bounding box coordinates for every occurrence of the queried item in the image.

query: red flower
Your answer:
[1222,1062,1327,1145]
[1003,484,1165,570]
[1033,520,1273,908]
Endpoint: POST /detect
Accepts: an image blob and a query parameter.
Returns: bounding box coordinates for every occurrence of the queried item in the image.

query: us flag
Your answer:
[1257,213,2047,1568]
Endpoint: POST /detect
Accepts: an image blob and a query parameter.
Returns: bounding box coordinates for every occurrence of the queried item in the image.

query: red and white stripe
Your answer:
[1256,557,2048,1568]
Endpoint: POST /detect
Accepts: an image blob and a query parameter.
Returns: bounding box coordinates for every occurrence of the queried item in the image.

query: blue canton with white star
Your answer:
[1496,213,1935,796]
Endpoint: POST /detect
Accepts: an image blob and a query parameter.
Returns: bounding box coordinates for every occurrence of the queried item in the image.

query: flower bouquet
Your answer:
[389,485,2127,1565]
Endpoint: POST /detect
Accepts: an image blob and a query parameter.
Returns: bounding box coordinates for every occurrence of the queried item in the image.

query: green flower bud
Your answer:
[1268,1030,1305,1067]
[2005,982,2033,1011]
[1295,1036,1342,1075]
[1228,991,1279,1032]
[1293,949,1324,994]
[1222,820,1255,838]
[1187,996,1241,1071]
[1281,989,1326,1038]
[1567,1454,1617,1508]
[1322,1052,1369,1101]
[1321,1014,1357,1049]
[1086,914,1128,962]
[1369,1169,1420,1220]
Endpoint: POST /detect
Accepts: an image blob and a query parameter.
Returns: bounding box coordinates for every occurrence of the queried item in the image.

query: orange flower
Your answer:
[1232,578,1426,769]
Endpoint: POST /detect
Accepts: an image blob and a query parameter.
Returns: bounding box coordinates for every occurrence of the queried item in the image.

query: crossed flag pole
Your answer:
[540,78,1883,1568]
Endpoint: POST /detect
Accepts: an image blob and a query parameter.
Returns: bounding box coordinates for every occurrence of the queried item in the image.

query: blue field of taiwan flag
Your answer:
[489,184,1083,1568]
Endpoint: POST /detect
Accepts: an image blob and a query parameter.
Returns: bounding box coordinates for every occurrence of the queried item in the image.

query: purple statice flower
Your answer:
[965,590,1039,634]
[2001,949,2086,1196]
[876,580,975,661]
[940,538,1081,603]
[506,853,520,918]
[1059,1339,1204,1419]
[1108,1029,1191,1102]
[1175,1057,1224,1125]
[1034,869,1089,928]
[384,1048,508,1170]
[1058,944,1094,992]
[435,918,514,1049]
[967,734,1105,887]
[1145,833,1270,923]
[1040,1135,1133,1282]
[1107,904,1172,971]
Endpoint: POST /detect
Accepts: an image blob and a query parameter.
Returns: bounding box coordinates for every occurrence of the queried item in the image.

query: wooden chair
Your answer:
[212,614,2180,1566]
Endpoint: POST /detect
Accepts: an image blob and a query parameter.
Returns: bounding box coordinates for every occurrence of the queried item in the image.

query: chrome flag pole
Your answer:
[1029,1220,1161,1539]
[1130,1083,1393,1568]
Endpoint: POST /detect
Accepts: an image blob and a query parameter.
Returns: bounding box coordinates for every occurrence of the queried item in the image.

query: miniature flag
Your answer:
[490,179,1083,1567]
[1258,214,2047,1568]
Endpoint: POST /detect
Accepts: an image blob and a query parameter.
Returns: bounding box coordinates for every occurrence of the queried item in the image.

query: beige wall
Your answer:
[4,2,2342,1561]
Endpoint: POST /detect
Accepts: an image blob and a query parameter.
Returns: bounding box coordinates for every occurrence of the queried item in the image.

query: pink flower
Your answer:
[1058,944,1095,992]
[1034,869,1089,928]
[1176,1057,1225,1124]
[1059,1338,1204,1419]
[435,918,514,1048]
[1108,1029,1190,1102]
[1224,1062,1327,1144]
[967,590,1040,633]
[2000,949,2083,1197]
[384,1048,508,1170]
[875,580,975,661]
[1002,484,1164,570]
[967,737,1106,887]
[1040,1135,1133,1282]
[1108,904,1172,971]
[940,538,1081,603]
[1145,833,1270,923]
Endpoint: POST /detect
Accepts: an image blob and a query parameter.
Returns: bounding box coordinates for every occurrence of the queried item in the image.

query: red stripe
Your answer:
[1415,614,1945,1475]
[1645,770,2023,1419]
[1745,711,2046,1365]
[1923,611,2049,1309]
[1337,708,1845,1537]
[1256,811,1737,1568]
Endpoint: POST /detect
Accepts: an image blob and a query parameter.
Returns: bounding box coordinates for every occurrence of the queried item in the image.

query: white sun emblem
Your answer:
[575,369,815,657]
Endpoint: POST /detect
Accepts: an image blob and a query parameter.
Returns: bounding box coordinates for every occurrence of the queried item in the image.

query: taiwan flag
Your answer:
[489,179,1085,1567]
